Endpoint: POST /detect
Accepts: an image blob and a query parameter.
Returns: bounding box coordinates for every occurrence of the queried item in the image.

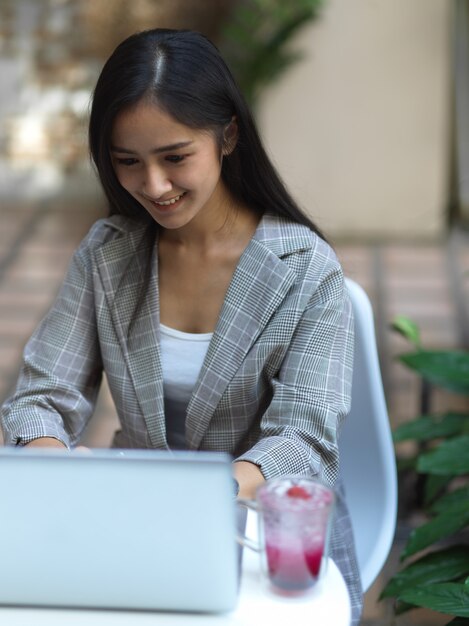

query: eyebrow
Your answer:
[110,141,194,155]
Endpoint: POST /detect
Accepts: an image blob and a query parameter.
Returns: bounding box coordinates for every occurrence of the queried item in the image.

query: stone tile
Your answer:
[0,317,44,338]
[382,245,447,268]
[5,257,69,280]
[0,290,54,307]
[0,275,60,296]
[33,209,103,243]
[431,390,469,414]
[0,342,24,364]
[394,608,450,625]
[0,207,36,241]
[387,298,454,318]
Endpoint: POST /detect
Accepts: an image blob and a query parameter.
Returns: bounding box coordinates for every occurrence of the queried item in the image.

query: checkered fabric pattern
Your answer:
[1,213,361,621]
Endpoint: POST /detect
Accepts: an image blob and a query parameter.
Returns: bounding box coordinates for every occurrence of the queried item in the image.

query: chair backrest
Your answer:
[339,278,398,592]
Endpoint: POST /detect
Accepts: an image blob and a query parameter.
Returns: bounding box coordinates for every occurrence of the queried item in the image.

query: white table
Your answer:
[0,513,351,625]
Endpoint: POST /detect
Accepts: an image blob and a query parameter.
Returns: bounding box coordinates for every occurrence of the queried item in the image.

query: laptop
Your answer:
[0,447,243,613]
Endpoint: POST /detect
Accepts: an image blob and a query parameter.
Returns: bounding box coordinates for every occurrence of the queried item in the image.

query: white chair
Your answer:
[339,278,398,593]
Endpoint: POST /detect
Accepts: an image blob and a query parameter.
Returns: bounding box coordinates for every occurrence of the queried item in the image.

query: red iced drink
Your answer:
[266,540,324,591]
[258,478,334,593]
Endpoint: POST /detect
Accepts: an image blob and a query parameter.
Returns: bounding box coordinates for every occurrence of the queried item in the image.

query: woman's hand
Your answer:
[233,460,265,499]
[24,437,67,448]
[24,438,90,452]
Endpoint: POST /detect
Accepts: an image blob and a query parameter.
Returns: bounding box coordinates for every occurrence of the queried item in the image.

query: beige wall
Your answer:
[258,0,452,240]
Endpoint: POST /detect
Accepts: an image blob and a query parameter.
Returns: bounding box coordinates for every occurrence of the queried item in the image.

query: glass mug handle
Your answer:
[236,499,261,552]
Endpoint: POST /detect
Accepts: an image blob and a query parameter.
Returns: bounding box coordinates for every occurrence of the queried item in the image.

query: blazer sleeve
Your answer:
[235,266,354,485]
[1,238,103,448]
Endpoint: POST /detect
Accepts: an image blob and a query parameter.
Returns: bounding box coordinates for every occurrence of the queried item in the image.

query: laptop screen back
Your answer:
[0,448,239,613]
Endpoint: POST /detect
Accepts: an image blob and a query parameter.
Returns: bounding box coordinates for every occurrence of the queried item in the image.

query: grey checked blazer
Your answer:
[1,213,362,622]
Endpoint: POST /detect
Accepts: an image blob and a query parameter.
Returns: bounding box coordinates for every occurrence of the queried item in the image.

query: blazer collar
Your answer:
[252,212,317,257]
[94,214,314,449]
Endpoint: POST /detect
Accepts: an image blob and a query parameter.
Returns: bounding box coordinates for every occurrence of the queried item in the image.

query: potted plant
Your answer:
[381,316,469,623]
[218,0,324,108]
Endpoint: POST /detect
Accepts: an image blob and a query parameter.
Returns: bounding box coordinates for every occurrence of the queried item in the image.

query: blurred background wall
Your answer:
[0,0,454,241]
[0,0,232,205]
[259,0,453,240]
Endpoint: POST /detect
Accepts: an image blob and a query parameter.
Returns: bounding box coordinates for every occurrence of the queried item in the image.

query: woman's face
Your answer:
[110,101,229,231]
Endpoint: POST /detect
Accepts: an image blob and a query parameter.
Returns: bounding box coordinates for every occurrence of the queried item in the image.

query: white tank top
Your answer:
[160,323,212,449]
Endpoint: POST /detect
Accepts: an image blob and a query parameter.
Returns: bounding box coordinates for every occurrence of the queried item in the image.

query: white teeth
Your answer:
[154,193,184,206]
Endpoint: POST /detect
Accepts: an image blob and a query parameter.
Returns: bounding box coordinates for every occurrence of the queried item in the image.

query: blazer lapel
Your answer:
[94,224,167,449]
[185,238,296,449]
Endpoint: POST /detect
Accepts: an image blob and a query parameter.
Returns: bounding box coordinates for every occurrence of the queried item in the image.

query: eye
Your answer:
[165,155,185,164]
[115,157,139,166]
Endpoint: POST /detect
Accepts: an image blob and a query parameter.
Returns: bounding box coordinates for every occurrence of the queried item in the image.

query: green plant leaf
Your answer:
[431,487,469,515]
[382,546,469,599]
[424,474,453,506]
[393,413,469,443]
[417,435,469,475]
[220,0,324,107]
[398,583,469,617]
[445,618,469,625]
[394,599,417,615]
[391,315,421,348]
[396,455,418,472]
[401,508,469,560]
[399,351,469,394]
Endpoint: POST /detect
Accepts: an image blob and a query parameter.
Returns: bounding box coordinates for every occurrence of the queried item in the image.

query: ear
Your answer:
[222,116,238,156]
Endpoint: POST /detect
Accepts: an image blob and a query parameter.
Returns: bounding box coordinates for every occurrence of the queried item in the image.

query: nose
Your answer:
[142,165,172,199]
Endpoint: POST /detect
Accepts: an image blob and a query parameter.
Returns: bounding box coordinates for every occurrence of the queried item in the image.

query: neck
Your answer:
[160,196,258,252]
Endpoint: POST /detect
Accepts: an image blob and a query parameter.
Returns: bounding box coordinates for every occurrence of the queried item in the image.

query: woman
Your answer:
[1,29,362,622]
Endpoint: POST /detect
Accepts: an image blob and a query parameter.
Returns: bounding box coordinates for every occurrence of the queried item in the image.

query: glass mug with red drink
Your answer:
[238,476,335,595]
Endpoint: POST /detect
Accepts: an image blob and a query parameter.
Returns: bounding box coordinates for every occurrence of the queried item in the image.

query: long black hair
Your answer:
[89,28,325,239]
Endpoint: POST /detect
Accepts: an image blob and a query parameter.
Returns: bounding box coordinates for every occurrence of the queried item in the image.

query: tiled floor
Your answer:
[1,200,468,625]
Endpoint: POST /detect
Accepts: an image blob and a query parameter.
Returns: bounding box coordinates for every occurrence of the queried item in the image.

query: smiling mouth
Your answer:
[152,192,186,207]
